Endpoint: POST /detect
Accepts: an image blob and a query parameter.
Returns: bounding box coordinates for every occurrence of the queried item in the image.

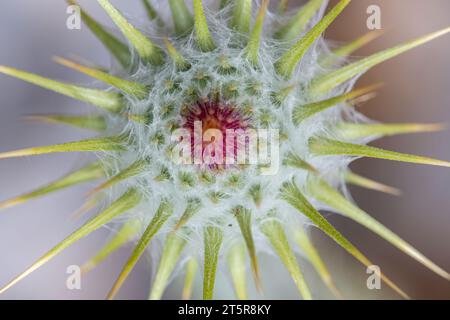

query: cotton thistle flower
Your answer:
[0,0,449,300]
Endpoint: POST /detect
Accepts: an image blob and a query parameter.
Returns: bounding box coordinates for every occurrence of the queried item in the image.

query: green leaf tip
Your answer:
[163,37,191,71]
[53,57,147,98]
[203,225,223,300]
[0,135,126,160]
[82,219,141,273]
[107,199,173,300]
[97,0,165,65]
[0,188,141,295]
[275,0,326,42]
[275,0,351,78]
[149,231,188,300]
[280,179,409,299]
[283,152,318,173]
[345,171,401,196]
[309,137,450,168]
[231,206,262,291]
[231,0,252,34]
[227,242,248,300]
[0,65,123,112]
[127,112,154,125]
[245,0,269,65]
[271,83,297,106]
[307,177,450,281]
[27,114,107,132]
[68,0,131,68]
[293,83,382,125]
[260,215,312,299]
[248,184,263,207]
[294,227,342,298]
[0,162,104,211]
[174,198,202,231]
[169,0,194,35]
[142,0,164,26]
[193,0,216,52]
[89,158,150,196]
[336,122,446,140]
[310,26,450,95]
[320,30,383,68]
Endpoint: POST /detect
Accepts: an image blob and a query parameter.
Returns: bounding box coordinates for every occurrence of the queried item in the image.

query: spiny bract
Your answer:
[0,0,449,300]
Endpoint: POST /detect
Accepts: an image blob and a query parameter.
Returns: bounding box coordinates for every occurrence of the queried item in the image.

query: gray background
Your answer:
[0,0,449,299]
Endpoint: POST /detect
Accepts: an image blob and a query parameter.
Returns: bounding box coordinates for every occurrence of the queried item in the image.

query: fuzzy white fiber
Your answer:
[91,0,369,275]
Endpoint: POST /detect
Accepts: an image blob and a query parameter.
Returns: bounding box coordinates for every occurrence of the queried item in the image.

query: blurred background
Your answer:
[0,0,449,299]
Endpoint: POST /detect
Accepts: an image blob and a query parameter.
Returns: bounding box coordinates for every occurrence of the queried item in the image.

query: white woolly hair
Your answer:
[90,0,370,273]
